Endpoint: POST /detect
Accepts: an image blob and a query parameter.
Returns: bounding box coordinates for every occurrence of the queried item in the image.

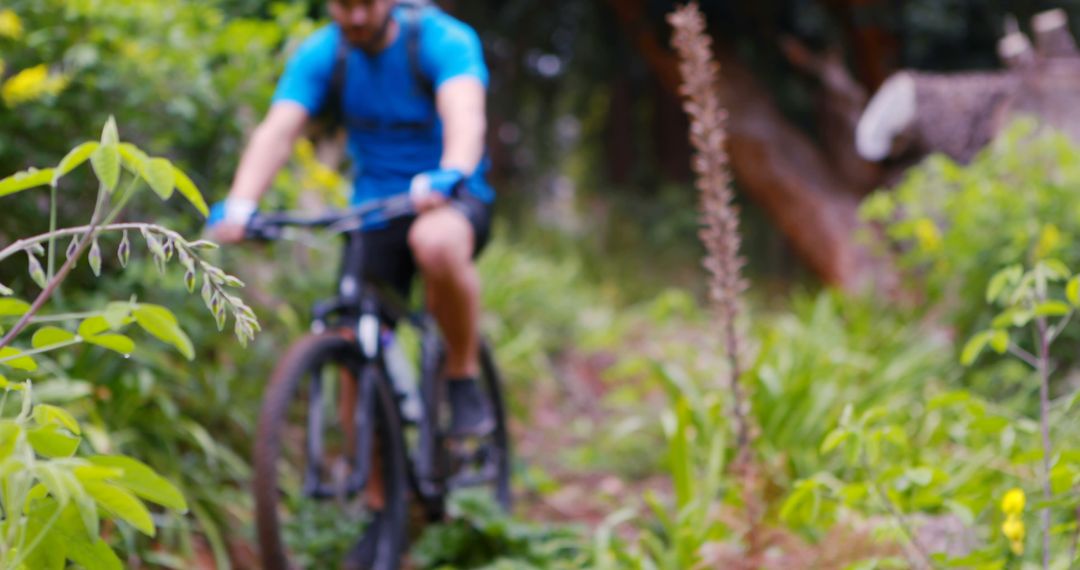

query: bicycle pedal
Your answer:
[445,438,490,460]
[441,421,496,440]
[447,463,498,489]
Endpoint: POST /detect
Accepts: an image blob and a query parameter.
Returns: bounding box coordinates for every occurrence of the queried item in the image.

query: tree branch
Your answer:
[0,188,110,351]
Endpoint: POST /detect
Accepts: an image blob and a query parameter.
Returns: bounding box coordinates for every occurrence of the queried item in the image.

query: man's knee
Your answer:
[408,209,474,278]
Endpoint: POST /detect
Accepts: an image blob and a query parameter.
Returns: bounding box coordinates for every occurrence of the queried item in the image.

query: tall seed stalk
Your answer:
[668,2,752,469]
[668,5,764,562]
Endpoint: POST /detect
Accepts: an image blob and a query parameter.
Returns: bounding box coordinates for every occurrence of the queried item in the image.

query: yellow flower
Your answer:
[2,64,69,107]
[913,218,942,252]
[1002,515,1025,555]
[1033,223,1063,259]
[293,139,347,207]
[1001,488,1025,516]
[0,10,23,40]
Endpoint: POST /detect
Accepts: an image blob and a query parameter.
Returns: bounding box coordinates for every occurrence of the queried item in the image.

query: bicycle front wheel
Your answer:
[254,333,407,570]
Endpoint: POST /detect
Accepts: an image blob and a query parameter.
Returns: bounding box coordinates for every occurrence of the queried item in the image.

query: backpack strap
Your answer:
[400,1,435,101]
[321,1,436,133]
[323,40,348,128]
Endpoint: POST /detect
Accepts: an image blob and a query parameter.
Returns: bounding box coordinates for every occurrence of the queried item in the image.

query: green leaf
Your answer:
[58,504,119,570]
[133,304,193,360]
[118,143,149,176]
[0,421,18,460]
[89,456,188,511]
[173,167,209,217]
[0,167,55,198]
[0,298,30,317]
[820,429,849,454]
[77,316,114,338]
[53,142,100,184]
[24,499,67,570]
[27,424,80,458]
[1008,272,1037,306]
[992,309,1032,329]
[72,488,100,541]
[1040,259,1071,281]
[0,376,25,393]
[961,331,992,366]
[1034,300,1071,317]
[145,158,175,199]
[83,480,155,536]
[90,118,121,192]
[73,464,124,482]
[102,302,133,329]
[84,334,134,355]
[100,116,119,146]
[1050,464,1077,494]
[905,467,933,486]
[31,326,76,349]
[32,465,72,508]
[33,404,81,435]
[986,265,1022,303]
[989,329,1009,354]
[1068,277,1080,307]
[0,347,38,371]
[927,390,971,408]
[1068,389,1080,412]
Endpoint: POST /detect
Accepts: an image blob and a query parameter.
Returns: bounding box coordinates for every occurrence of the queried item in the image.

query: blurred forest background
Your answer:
[4,0,1080,568]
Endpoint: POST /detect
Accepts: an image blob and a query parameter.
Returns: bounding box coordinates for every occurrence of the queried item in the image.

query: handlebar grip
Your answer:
[244,216,283,242]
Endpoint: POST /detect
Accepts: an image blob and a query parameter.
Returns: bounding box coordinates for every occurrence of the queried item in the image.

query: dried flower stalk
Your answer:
[668,2,752,466]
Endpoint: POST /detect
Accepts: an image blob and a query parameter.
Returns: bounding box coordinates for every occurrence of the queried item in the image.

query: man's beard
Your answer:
[346,10,394,53]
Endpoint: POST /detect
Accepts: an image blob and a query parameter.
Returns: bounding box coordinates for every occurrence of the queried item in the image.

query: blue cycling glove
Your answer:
[207,198,258,228]
[409,168,466,200]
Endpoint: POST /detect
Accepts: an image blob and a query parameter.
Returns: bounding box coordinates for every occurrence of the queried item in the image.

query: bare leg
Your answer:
[408,206,480,377]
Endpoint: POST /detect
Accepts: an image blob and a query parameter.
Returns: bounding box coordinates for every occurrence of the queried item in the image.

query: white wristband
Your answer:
[224,198,257,224]
[409,173,432,199]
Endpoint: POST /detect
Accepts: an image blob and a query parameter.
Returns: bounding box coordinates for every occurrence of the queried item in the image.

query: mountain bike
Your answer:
[248,196,512,570]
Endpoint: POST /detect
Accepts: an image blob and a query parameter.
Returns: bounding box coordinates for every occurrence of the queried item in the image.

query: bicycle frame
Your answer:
[246,198,457,506]
[301,228,444,503]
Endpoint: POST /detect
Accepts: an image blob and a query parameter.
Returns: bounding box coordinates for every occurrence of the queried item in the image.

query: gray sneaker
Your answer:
[447,377,495,437]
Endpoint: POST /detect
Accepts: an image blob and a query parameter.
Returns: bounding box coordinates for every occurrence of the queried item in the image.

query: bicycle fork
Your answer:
[301,309,382,500]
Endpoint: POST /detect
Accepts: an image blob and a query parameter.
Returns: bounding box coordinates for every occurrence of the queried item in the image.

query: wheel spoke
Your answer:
[302,366,324,498]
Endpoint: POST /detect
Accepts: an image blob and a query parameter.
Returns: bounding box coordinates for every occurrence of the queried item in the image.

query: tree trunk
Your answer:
[605,0,871,288]
[858,10,1080,165]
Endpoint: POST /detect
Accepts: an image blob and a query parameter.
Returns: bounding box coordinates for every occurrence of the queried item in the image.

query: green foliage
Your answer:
[750,292,950,485]
[0,0,324,272]
[280,500,369,570]
[0,0,317,179]
[0,357,187,569]
[861,120,1080,343]
[780,129,1080,568]
[412,490,590,570]
[591,393,730,569]
[0,124,254,566]
[479,234,615,389]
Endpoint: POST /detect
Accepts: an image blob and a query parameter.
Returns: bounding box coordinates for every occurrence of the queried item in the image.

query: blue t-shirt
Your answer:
[272,6,494,206]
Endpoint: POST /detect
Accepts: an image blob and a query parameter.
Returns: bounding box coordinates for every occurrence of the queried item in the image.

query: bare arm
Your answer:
[211,102,308,242]
[228,102,310,201]
[436,76,487,176]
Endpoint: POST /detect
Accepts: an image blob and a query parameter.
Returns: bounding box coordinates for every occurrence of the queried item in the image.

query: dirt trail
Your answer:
[512,349,671,529]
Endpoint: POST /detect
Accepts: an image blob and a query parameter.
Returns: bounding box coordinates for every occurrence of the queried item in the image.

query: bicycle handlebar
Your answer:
[244,195,416,241]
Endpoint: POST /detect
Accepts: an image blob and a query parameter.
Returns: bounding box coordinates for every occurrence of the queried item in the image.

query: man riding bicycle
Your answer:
[209,0,494,437]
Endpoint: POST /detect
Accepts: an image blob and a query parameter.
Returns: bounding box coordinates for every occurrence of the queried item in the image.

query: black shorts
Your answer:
[355,194,492,301]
